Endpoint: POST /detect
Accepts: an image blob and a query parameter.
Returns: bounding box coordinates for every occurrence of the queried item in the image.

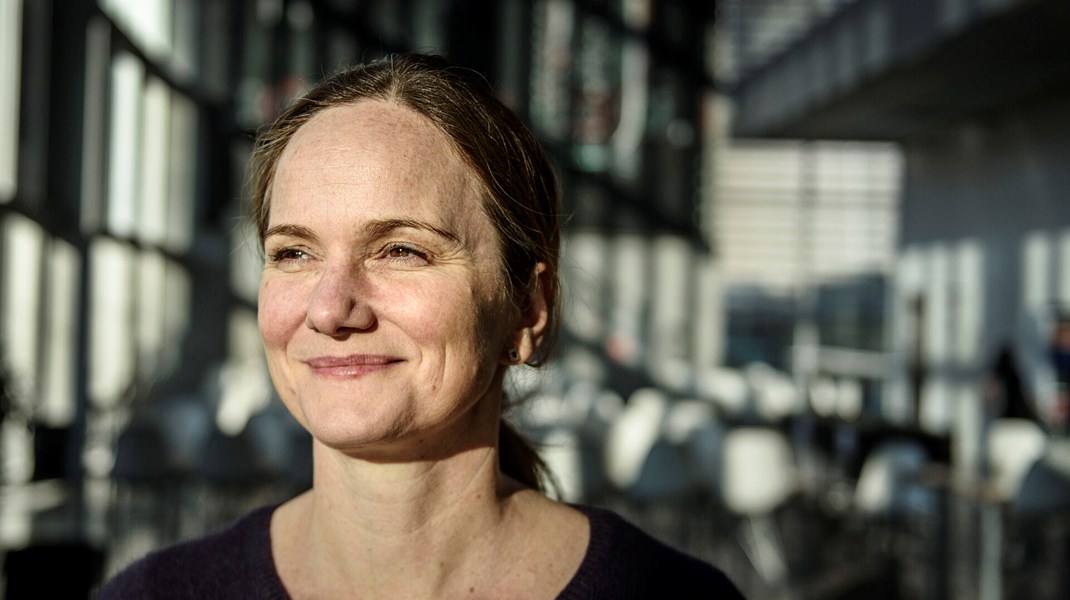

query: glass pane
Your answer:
[612,38,648,183]
[715,140,901,289]
[137,249,167,379]
[80,16,112,234]
[237,0,279,128]
[100,0,173,58]
[1060,229,1070,307]
[649,235,692,382]
[0,213,44,401]
[1023,231,1051,315]
[106,51,144,238]
[530,0,574,141]
[571,15,620,173]
[166,92,195,252]
[692,255,724,368]
[411,0,447,53]
[160,258,190,376]
[139,76,170,245]
[171,0,198,78]
[201,0,231,96]
[953,240,982,365]
[88,237,135,407]
[608,233,648,367]
[40,238,81,426]
[0,0,23,202]
[287,0,316,78]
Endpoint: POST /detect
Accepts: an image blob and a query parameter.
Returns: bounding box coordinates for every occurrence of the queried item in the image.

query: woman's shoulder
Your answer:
[558,504,745,599]
[95,505,287,600]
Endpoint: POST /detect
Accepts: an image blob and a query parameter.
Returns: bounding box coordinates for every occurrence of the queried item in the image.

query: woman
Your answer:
[99,53,744,599]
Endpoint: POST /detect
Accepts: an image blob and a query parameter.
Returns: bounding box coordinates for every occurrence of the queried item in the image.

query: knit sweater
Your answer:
[96,504,745,599]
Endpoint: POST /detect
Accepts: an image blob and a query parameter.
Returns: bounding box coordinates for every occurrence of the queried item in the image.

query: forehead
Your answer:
[286,100,455,162]
[270,100,484,223]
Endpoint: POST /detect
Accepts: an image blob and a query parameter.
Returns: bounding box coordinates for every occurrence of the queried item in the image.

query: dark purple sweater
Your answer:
[96,504,745,599]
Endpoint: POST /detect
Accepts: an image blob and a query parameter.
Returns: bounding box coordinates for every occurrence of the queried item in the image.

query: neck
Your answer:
[289,443,519,597]
[276,390,527,597]
[311,435,508,536]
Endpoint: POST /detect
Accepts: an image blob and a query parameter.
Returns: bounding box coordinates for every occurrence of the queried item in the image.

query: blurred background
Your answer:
[2,0,1070,598]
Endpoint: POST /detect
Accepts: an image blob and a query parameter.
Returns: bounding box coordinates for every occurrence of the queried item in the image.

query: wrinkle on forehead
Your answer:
[271,100,487,230]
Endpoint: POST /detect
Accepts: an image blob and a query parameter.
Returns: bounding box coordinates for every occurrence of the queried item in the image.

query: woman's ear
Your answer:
[503,262,551,365]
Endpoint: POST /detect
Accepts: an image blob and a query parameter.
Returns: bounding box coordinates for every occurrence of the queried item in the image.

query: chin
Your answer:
[299,403,416,453]
[309,424,423,462]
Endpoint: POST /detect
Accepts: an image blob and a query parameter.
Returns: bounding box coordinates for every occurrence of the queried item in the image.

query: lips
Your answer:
[304,354,402,377]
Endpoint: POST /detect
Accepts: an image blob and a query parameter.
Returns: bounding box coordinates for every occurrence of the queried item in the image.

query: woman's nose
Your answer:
[304,265,376,336]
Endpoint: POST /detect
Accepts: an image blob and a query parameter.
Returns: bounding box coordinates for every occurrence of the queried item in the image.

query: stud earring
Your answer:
[507,348,520,362]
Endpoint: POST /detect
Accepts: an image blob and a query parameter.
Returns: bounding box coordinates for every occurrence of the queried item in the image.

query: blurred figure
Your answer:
[1049,315,1070,434]
[984,344,1038,423]
[981,343,1040,479]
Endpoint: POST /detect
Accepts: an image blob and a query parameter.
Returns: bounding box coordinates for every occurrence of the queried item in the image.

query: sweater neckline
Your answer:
[251,502,609,599]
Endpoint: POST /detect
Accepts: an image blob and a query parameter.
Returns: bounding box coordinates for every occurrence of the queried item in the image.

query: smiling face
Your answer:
[258,100,523,458]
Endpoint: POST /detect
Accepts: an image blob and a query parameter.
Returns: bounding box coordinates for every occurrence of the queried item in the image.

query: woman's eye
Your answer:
[384,244,427,261]
[269,247,309,264]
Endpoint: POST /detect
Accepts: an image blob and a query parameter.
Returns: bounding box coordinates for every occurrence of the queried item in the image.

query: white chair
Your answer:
[987,418,1046,502]
[854,439,931,517]
[604,388,669,491]
[980,419,1046,600]
[666,400,725,497]
[722,428,796,515]
[721,427,796,585]
[836,378,864,422]
[744,363,798,421]
[809,376,839,418]
[664,399,715,445]
[698,367,749,417]
[604,389,698,504]
[1012,454,1070,516]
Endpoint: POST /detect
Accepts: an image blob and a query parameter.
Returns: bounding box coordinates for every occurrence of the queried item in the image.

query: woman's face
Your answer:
[258,100,518,457]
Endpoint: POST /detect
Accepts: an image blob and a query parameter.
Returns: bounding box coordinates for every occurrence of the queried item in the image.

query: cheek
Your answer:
[258,277,308,347]
[387,285,462,348]
[387,280,485,352]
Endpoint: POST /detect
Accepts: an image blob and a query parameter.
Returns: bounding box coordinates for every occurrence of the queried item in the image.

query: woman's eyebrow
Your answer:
[263,219,461,244]
[263,223,319,242]
[363,218,461,243]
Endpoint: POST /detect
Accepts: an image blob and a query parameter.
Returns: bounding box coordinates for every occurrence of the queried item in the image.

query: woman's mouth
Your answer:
[304,354,403,378]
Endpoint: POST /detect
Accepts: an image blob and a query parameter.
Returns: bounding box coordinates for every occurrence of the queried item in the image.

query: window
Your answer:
[0,214,44,400]
[99,0,173,60]
[106,51,144,238]
[0,0,22,202]
[40,239,81,426]
[88,237,135,408]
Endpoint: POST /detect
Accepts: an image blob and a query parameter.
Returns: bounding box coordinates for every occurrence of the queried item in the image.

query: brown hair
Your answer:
[249,53,560,492]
